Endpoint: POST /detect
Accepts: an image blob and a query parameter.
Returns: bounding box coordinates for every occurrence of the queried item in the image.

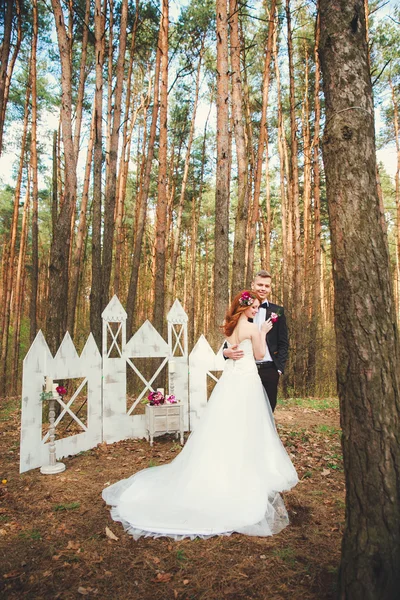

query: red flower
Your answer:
[56,385,67,396]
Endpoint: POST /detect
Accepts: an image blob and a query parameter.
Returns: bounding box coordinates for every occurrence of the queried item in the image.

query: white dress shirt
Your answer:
[254,302,273,363]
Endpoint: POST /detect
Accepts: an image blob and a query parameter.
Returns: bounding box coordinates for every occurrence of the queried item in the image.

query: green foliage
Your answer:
[176,548,188,563]
[0,186,14,235]
[0,397,20,422]
[272,547,297,565]
[19,529,42,541]
[278,397,339,410]
[315,424,341,436]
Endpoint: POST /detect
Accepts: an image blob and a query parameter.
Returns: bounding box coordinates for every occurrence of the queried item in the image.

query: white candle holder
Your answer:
[40,380,66,475]
[169,367,175,396]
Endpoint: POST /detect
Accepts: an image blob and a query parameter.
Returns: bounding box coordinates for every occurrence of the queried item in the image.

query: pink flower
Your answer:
[166,395,177,404]
[56,385,67,396]
[270,312,279,323]
[148,390,167,405]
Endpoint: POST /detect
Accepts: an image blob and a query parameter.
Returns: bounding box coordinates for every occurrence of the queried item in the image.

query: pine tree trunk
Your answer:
[273,18,289,309]
[246,0,276,286]
[168,44,204,303]
[0,0,14,156]
[0,55,31,394]
[90,0,105,349]
[102,0,128,305]
[47,0,77,354]
[126,23,162,339]
[152,0,169,334]
[113,0,140,297]
[229,0,249,296]
[1,0,22,135]
[286,0,302,391]
[73,0,90,161]
[319,2,400,597]
[308,8,322,393]
[68,111,95,335]
[29,0,39,344]
[302,43,311,306]
[11,169,31,393]
[214,0,230,342]
[390,79,400,323]
[189,107,210,350]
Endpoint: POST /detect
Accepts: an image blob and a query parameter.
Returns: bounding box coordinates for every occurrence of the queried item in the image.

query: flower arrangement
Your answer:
[146,391,177,406]
[40,385,67,401]
[238,291,254,307]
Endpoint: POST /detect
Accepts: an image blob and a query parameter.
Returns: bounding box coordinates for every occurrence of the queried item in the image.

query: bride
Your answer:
[102,290,298,540]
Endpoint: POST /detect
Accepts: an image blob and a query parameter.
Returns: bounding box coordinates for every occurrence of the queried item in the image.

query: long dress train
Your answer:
[102,339,298,540]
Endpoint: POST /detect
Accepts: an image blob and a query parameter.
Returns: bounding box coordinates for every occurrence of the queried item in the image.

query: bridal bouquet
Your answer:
[146,391,177,406]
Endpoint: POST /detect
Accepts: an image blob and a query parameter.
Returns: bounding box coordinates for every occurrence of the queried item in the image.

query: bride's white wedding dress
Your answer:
[102,339,298,540]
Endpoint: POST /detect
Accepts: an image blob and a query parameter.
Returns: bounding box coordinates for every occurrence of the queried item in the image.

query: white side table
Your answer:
[145,403,184,446]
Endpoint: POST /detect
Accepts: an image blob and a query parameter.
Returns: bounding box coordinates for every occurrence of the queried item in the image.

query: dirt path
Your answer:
[1,398,343,600]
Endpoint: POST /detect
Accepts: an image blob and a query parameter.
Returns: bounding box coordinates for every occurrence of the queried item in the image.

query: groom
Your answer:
[223,270,289,412]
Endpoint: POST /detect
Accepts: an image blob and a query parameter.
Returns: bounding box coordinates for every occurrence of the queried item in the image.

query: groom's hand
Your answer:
[223,345,244,360]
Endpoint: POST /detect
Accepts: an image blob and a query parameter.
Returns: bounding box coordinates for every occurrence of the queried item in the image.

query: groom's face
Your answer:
[251,276,271,300]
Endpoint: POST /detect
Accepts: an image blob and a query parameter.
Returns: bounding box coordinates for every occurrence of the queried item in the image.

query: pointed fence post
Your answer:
[188,336,225,430]
[102,295,128,443]
[20,331,53,473]
[167,300,189,429]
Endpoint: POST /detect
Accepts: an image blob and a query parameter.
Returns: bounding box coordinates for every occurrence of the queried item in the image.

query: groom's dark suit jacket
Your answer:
[259,302,289,374]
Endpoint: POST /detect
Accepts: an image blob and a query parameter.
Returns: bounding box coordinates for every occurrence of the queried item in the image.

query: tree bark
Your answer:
[113,0,140,297]
[152,0,169,334]
[273,16,290,309]
[1,0,22,137]
[319,2,400,597]
[390,78,400,323]
[0,50,31,394]
[0,0,14,156]
[68,110,95,335]
[126,34,161,339]
[29,0,39,344]
[73,0,91,162]
[214,0,230,341]
[246,0,276,286]
[47,0,77,354]
[11,168,31,393]
[308,8,322,393]
[229,0,249,296]
[90,0,105,349]
[102,0,128,305]
[168,43,204,304]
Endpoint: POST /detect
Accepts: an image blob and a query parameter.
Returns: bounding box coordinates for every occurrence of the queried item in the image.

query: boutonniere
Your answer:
[269,309,283,323]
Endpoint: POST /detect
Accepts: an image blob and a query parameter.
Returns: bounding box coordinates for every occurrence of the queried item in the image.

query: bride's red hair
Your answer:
[221,290,261,337]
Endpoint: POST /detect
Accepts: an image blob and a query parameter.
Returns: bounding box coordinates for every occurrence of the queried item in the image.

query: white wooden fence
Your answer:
[20,296,224,473]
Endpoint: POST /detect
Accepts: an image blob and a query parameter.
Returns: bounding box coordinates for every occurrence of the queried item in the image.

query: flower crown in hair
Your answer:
[238,291,254,307]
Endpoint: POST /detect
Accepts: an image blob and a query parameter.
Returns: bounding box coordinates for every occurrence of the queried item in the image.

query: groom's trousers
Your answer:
[256,362,280,412]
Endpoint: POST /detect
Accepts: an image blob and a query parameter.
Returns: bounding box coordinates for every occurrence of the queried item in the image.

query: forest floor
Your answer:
[0,396,343,600]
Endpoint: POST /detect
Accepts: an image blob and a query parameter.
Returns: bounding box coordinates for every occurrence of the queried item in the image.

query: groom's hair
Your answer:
[254,269,271,279]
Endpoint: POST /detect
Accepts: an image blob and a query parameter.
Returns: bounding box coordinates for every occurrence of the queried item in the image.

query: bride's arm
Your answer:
[250,320,273,360]
[250,324,267,360]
